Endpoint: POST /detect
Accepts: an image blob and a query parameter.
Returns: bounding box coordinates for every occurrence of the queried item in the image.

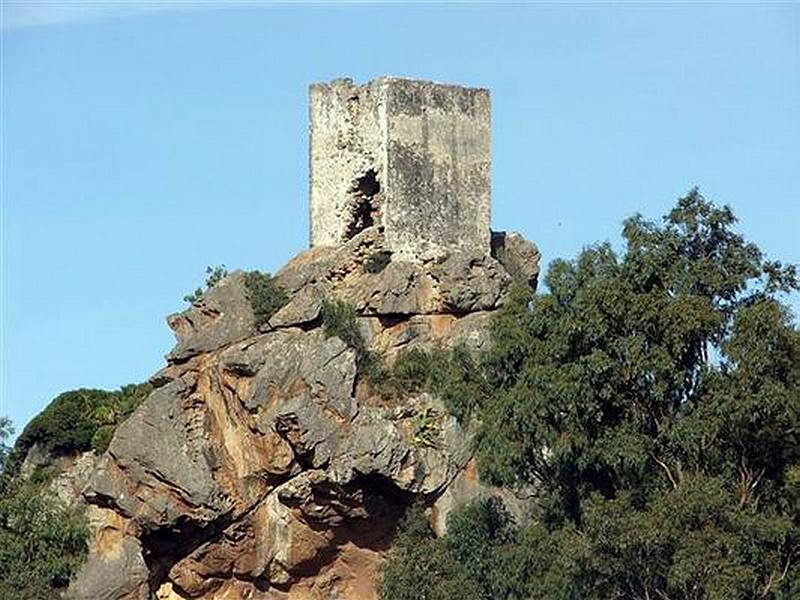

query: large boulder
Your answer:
[68,507,150,600]
[166,271,256,363]
[68,226,541,599]
[86,378,231,531]
[491,230,541,289]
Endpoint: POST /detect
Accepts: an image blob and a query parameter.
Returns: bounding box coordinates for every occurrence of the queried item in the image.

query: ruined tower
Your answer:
[309,77,491,261]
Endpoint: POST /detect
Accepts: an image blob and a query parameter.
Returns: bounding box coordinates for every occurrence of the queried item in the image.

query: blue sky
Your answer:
[2,2,798,437]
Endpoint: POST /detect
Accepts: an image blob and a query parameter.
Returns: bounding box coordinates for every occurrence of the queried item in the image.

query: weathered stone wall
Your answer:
[309,78,386,248]
[383,79,491,261]
[309,77,491,261]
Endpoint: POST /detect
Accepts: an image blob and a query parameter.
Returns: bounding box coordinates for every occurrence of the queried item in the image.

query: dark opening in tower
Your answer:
[345,169,380,240]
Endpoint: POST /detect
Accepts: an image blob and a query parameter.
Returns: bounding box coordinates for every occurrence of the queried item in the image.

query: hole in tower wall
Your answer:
[344,169,381,240]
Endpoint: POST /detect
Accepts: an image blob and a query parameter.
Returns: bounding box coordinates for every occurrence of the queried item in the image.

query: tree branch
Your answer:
[652,454,679,490]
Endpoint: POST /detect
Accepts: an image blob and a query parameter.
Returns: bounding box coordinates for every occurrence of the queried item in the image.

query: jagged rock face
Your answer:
[66,226,539,600]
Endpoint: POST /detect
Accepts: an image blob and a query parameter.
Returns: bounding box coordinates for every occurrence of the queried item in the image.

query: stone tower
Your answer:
[309,77,491,261]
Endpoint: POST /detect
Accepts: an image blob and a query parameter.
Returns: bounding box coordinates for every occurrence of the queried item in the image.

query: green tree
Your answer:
[381,189,800,599]
[0,411,89,598]
[379,499,517,600]
[4,383,152,479]
[0,479,88,599]
[0,418,12,474]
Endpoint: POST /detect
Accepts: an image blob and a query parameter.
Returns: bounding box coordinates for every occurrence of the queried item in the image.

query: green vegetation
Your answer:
[320,299,366,353]
[244,270,289,328]
[184,264,228,304]
[0,385,149,592]
[411,407,440,448]
[364,250,392,274]
[320,298,382,376]
[0,418,12,475]
[380,348,437,395]
[15,390,106,458]
[0,384,148,594]
[5,383,152,478]
[380,498,516,600]
[90,425,116,455]
[379,346,485,422]
[0,480,89,599]
[0,417,88,599]
[381,190,800,599]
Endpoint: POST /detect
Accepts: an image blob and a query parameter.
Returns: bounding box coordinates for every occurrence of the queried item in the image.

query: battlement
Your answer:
[309,77,491,261]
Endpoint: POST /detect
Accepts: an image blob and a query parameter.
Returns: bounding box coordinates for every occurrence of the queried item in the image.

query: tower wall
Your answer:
[309,77,491,261]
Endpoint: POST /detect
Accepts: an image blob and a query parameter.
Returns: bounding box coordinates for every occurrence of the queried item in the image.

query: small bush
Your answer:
[377,346,485,422]
[390,348,437,393]
[184,264,228,304]
[377,348,445,398]
[364,251,392,274]
[358,350,386,381]
[244,270,289,328]
[320,299,365,352]
[320,299,383,377]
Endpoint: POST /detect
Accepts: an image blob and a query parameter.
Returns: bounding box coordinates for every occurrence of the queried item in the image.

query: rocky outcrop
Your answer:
[166,271,257,364]
[491,230,541,290]
[63,225,539,600]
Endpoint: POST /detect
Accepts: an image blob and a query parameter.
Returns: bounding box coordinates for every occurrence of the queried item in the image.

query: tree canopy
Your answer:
[0,383,150,598]
[381,189,800,599]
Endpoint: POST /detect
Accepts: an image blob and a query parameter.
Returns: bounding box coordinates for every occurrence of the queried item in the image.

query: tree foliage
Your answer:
[379,498,517,600]
[184,264,228,304]
[4,383,152,479]
[0,480,88,599]
[0,418,88,599]
[381,189,800,599]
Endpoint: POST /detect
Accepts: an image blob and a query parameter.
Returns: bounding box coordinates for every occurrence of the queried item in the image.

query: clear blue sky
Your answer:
[2,2,798,437]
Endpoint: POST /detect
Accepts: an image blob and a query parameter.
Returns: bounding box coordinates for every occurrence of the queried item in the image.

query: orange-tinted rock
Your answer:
[66,225,540,599]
